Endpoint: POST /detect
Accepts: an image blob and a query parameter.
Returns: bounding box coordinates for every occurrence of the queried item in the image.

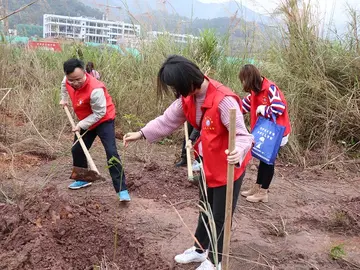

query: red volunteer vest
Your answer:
[182,78,252,188]
[66,74,116,130]
[250,77,291,136]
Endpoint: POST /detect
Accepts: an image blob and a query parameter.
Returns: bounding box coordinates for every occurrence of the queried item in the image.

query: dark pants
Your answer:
[256,161,275,189]
[194,172,244,264]
[181,122,200,158]
[71,120,127,192]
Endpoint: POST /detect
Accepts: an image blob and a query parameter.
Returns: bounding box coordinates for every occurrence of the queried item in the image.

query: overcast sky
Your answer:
[199,0,359,30]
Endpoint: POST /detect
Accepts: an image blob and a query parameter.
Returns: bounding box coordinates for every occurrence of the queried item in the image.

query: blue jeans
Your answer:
[71,120,127,192]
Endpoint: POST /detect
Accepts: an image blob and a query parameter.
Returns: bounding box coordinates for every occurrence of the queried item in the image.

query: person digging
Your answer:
[60,58,130,202]
[123,55,253,270]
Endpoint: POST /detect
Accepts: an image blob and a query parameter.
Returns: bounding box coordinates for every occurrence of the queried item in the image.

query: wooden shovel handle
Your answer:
[184,122,193,179]
[63,105,99,174]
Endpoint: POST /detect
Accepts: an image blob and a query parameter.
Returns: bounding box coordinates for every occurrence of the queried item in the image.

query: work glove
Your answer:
[185,139,192,149]
[123,131,143,146]
[256,105,267,116]
[72,124,81,132]
[225,147,242,165]
[59,99,68,107]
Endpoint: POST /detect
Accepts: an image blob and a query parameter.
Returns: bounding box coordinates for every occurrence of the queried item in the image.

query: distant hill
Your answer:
[7,0,102,27]
[81,0,274,24]
[133,10,271,39]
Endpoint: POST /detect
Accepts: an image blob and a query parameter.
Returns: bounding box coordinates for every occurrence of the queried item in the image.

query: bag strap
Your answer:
[271,113,277,124]
[267,89,278,124]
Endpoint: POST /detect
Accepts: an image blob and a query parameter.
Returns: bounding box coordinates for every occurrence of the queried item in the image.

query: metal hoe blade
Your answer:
[70,167,105,182]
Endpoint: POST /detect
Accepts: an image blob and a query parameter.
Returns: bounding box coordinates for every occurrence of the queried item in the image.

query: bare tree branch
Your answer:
[0,0,41,22]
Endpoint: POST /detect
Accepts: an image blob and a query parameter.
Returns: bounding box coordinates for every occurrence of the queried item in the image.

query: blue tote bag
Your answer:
[251,114,285,165]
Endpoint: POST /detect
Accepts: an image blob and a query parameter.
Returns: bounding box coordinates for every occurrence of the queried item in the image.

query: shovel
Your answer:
[184,122,200,183]
[64,105,105,182]
[184,122,194,181]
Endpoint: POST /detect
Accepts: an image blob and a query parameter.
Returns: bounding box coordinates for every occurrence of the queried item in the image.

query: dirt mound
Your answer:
[126,160,198,202]
[292,197,360,236]
[0,185,168,270]
[9,138,57,160]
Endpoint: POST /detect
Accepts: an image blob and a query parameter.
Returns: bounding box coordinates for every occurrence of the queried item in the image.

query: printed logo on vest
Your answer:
[203,116,214,131]
[262,96,267,104]
[76,99,83,107]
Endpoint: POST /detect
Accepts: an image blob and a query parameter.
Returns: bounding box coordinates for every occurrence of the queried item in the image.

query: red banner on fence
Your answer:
[28,41,62,52]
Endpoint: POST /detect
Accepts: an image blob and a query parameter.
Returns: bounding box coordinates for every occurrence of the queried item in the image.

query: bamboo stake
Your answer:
[222,108,236,270]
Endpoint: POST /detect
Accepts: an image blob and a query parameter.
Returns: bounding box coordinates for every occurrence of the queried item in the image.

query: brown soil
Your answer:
[1,136,360,270]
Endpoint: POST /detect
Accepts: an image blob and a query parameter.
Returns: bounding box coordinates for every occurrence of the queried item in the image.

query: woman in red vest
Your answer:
[123,55,253,270]
[59,58,130,202]
[238,64,291,203]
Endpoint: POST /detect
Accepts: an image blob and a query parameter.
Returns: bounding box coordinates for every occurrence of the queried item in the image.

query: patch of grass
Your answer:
[330,244,346,260]
[328,209,358,234]
[265,215,288,237]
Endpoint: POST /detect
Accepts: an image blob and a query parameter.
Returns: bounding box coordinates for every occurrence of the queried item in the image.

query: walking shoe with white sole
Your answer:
[118,190,131,202]
[68,180,92,190]
[174,246,207,264]
[196,259,221,270]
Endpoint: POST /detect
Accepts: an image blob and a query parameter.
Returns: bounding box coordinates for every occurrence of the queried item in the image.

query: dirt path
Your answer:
[1,139,359,270]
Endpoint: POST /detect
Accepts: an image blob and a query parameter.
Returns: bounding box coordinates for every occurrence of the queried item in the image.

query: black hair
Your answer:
[86,62,94,73]
[63,58,85,75]
[157,55,204,98]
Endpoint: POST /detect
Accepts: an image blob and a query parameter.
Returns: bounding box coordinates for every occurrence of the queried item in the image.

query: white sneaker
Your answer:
[196,259,222,270]
[174,246,207,264]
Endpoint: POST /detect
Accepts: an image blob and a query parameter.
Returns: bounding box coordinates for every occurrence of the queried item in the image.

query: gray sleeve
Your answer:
[77,88,107,130]
[60,76,69,102]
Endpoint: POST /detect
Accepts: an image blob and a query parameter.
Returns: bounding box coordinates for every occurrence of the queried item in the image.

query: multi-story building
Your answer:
[43,14,140,45]
[147,31,198,44]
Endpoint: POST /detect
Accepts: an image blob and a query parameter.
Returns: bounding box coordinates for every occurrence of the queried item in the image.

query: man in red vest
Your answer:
[59,58,130,201]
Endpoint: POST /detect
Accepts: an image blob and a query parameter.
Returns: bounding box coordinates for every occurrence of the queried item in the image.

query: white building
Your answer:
[43,14,140,45]
[8,29,17,37]
[147,31,198,44]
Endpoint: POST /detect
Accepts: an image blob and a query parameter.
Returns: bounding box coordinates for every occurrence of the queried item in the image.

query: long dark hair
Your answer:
[239,64,262,93]
[157,55,204,99]
[86,62,95,74]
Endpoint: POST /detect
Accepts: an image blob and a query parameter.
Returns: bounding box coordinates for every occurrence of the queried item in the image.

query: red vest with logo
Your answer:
[182,78,252,188]
[66,74,116,130]
[250,77,291,136]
